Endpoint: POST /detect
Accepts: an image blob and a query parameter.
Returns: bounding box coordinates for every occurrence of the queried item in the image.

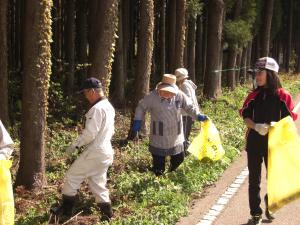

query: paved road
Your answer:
[177,94,300,225]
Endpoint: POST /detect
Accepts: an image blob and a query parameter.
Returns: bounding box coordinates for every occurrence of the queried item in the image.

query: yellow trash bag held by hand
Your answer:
[188,119,225,161]
[0,160,14,225]
[268,116,300,213]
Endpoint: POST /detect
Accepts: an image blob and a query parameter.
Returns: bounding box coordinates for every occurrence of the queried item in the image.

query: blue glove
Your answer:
[132,120,142,132]
[197,114,208,122]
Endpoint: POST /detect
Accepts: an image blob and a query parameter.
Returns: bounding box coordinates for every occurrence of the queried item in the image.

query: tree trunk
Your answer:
[158,0,166,78]
[296,41,300,73]
[173,0,186,71]
[65,0,75,94]
[187,15,196,82]
[128,0,154,139]
[284,0,293,72]
[226,48,237,89]
[122,0,130,78]
[134,0,154,103]
[203,0,224,99]
[16,0,52,189]
[76,0,88,84]
[202,2,208,83]
[260,0,274,57]
[111,1,126,106]
[52,0,63,78]
[151,0,159,88]
[166,0,176,72]
[240,48,247,84]
[88,0,118,95]
[236,51,242,85]
[0,0,9,127]
[195,15,203,83]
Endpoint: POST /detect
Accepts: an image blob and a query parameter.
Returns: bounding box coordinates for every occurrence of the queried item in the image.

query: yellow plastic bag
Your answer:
[0,160,14,225]
[188,119,225,161]
[268,116,300,212]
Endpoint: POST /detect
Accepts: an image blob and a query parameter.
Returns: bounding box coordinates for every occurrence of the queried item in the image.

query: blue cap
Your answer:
[78,77,102,92]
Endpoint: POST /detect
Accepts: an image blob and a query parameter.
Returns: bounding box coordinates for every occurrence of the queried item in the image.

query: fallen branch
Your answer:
[62,211,83,225]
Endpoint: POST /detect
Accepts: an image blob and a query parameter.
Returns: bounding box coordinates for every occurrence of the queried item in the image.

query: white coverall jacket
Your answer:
[62,99,115,203]
[0,120,13,160]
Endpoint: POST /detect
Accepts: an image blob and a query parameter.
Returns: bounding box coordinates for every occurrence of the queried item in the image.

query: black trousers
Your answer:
[182,116,193,151]
[152,152,185,176]
[247,149,268,216]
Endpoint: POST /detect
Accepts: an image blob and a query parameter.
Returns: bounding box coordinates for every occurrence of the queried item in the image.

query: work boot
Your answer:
[50,195,77,218]
[247,215,262,225]
[98,202,113,221]
[264,195,275,220]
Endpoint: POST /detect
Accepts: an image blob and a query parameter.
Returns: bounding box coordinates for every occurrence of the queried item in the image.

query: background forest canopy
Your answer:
[0,0,300,190]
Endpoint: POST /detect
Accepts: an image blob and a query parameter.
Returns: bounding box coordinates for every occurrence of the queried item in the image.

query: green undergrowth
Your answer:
[14,75,300,224]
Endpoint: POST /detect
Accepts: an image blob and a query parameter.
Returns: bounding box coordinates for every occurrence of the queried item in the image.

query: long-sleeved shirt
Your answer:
[73,98,115,160]
[179,80,200,116]
[134,89,198,152]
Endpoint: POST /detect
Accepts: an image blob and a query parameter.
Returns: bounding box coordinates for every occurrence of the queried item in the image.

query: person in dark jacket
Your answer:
[239,57,298,225]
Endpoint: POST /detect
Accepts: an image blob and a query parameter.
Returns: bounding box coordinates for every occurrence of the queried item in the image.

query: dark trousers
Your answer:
[152,152,185,176]
[247,150,268,216]
[182,116,193,151]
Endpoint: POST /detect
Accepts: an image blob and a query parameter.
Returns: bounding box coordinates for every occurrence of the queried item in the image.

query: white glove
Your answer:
[0,147,13,160]
[254,123,270,136]
[65,143,78,155]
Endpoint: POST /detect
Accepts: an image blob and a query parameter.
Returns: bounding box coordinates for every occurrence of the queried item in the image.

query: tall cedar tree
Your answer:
[65,0,75,94]
[88,0,118,95]
[260,0,274,57]
[173,0,186,71]
[0,0,10,126]
[203,0,224,99]
[75,0,88,83]
[111,1,126,106]
[16,0,52,189]
[128,0,154,139]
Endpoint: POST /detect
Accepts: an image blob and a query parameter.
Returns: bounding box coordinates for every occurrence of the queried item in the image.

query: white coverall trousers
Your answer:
[62,150,113,203]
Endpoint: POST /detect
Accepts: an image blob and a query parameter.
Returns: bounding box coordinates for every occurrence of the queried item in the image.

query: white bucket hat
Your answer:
[175,68,189,82]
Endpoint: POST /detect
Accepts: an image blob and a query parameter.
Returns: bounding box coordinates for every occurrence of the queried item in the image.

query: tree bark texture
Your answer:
[240,47,247,84]
[88,0,118,95]
[134,0,154,104]
[0,0,10,127]
[260,0,274,57]
[65,0,75,94]
[284,0,293,72]
[173,0,186,71]
[226,48,237,89]
[187,15,196,82]
[203,0,224,99]
[112,1,126,106]
[195,15,203,83]
[166,0,176,72]
[16,0,52,189]
[76,0,88,83]
[158,0,166,78]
